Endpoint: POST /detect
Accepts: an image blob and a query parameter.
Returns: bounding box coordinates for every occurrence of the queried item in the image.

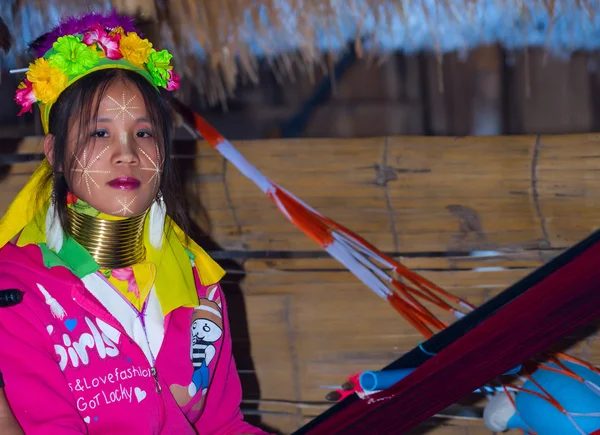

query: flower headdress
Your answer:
[14,11,180,134]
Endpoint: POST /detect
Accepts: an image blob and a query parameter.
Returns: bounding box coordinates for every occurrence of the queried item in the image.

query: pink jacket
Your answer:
[0,243,269,435]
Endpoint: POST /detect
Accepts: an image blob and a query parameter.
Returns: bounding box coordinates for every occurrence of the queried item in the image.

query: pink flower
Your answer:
[166,70,180,91]
[15,79,37,116]
[111,267,139,298]
[83,24,122,60]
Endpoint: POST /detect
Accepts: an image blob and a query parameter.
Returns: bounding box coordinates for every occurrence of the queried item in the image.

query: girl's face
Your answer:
[54,79,162,216]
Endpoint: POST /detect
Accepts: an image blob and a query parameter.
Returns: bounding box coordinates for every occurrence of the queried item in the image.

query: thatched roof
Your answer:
[3,1,600,104]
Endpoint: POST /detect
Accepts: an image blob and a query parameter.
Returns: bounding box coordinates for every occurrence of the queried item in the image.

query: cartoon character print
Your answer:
[189,287,223,396]
[170,285,223,409]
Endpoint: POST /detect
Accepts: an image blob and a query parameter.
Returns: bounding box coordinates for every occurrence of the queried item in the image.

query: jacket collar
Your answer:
[15,203,225,315]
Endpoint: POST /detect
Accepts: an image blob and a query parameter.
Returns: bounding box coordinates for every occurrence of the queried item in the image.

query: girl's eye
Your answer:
[136,131,153,138]
[91,130,109,138]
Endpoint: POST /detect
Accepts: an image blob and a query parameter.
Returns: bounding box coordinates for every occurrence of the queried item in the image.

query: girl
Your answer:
[0,12,269,435]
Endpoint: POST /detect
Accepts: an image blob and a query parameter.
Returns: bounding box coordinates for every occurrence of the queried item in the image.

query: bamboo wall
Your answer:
[2,134,600,434]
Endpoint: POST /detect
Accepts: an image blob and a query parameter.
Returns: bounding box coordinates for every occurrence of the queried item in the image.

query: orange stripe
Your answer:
[268,187,334,246]
[387,293,434,338]
[192,112,225,147]
[391,281,448,331]
[524,374,565,411]
[555,352,600,374]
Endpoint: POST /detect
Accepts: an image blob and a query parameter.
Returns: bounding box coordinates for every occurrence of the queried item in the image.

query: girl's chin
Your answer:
[93,200,152,217]
[77,189,156,217]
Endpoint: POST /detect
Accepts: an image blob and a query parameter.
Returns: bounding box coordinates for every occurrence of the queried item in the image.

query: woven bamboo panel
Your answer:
[2,134,599,434]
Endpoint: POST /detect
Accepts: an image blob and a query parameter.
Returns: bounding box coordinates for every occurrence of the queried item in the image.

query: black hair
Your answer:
[37,68,190,236]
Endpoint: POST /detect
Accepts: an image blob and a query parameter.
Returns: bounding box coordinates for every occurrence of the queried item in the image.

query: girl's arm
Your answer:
[195,283,272,435]
[0,375,24,435]
[0,280,87,434]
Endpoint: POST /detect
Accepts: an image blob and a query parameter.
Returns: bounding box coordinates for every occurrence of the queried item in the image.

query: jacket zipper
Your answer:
[139,295,162,394]
[137,293,166,428]
[150,367,162,393]
[74,276,166,428]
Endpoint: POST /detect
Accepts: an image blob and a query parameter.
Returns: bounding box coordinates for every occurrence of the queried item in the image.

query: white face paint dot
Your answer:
[139,143,162,189]
[46,325,54,335]
[72,147,111,196]
[106,93,140,124]
[113,196,137,216]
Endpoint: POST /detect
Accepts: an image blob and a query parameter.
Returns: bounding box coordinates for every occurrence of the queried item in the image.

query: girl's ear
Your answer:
[43,134,56,166]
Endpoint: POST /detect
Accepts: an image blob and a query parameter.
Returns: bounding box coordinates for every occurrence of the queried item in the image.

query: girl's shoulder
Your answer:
[0,243,44,287]
[0,242,79,317]
[0,242,74,281]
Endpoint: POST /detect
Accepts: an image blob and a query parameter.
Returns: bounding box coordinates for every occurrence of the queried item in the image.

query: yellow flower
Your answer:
[109,27,125,37]
[26,58,69,105]
[119,32,153,67]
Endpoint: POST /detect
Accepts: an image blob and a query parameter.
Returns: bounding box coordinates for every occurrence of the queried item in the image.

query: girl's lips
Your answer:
[108,177,141,190]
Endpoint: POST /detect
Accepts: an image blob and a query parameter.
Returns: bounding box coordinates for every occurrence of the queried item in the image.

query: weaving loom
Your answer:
[290,230,600,434]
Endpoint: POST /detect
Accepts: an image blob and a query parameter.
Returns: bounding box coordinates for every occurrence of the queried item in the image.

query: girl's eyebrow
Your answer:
[96,117,151,123]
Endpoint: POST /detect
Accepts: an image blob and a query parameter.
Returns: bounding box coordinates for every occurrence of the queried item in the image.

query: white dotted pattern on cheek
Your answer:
[113,196,137,216]
[106,93,140,125]
[139,143,162,189]
[72,146,111,196]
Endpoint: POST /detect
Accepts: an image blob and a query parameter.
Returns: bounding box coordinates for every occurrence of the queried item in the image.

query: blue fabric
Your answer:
[507,361,600,434]
[191,362,210,391]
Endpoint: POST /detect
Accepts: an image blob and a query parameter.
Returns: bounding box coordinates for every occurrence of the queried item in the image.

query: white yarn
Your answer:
[483,392,517,432]
[45,201,64,253]
[585,379,600,397]
[149,195,166,251]
[36,283,67,320]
